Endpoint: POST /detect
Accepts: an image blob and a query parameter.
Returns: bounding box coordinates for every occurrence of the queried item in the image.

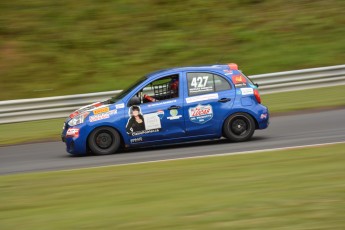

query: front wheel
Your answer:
[223,113,255,142]
[88,127,121,155]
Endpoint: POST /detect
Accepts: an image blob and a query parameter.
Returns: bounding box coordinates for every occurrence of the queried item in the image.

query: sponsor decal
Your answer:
[223,69,233,75]
[66,128,79,138]
[157,110,165,119]
[130,137,143,143]
[126,105,162,136]
[189,75,214,94]
[131,129,160,136]
[167,109,182,120]
[93,106,110,115]
[240,88,254,96]
[186,93,219,104]
[143,113,161,130]
[69,102,103,118]
[232,75,247,87]
[260,113,268,119]
[147,100,177,107]
[89,113,110,122]
[188,104,213,124]
[89,110,117,122]
[116,103,125,109]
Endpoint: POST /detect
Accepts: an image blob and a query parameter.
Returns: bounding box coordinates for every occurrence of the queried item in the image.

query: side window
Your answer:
[140,74,179,104]
[187,73,231,96]
[187,73,214,96]
[214,74,231,91]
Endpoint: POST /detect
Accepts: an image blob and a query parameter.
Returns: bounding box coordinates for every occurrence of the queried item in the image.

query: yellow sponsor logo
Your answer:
[93,107,110,115]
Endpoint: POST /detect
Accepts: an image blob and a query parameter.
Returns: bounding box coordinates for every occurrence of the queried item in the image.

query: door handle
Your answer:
[168,105,181,110]
[218,98,231,103]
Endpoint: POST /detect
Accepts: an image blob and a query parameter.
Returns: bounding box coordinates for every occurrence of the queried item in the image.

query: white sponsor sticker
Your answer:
[89,113,110,122]
[240,88,254,95]
[116,103,125,109]
[89,110,117,122]
[130,137,143,143]
[131,129,160,136]
[186,93,219,104]
[147,100,177,107]
[143,113,161,130]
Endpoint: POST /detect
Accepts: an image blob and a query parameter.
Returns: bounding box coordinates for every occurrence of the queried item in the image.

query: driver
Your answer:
[143,94,157,102]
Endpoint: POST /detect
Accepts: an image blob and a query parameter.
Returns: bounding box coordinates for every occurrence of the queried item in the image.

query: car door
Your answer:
[125,73,186,144]
[183,71,235,137]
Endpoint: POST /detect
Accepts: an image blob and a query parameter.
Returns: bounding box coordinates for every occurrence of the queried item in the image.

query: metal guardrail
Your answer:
[1,64,345,124]
[251,64,345,94]
[0,91,121,124]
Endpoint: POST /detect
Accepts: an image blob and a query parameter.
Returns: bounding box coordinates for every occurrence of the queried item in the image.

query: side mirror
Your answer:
[128,96,140,106]
[255,83,259,88]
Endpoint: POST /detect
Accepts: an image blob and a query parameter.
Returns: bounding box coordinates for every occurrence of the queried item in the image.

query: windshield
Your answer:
[108,76,147,103]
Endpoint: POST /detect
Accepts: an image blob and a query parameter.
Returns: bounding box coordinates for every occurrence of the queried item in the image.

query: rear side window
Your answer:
[214,74,231,92]
[187,73,231,96]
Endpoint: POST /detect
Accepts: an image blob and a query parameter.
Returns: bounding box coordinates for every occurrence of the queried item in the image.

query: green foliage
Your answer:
[0,0,344,100]
[0,143,344,229]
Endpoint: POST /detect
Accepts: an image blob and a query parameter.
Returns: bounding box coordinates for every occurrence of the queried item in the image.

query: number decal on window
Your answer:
[191,76,209,88]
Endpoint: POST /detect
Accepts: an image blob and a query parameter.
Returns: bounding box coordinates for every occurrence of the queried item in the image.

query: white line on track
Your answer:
[53,140,345,174]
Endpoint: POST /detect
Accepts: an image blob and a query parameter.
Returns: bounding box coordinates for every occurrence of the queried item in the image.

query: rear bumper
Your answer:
[256,106,269,129]
[258,117,269,129]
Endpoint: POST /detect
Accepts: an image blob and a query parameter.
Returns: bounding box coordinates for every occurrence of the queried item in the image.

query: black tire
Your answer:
[223,113,256,142]
[88,127,121,155]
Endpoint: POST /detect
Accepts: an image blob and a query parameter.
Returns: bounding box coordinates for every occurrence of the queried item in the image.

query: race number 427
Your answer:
[191,76,209,88]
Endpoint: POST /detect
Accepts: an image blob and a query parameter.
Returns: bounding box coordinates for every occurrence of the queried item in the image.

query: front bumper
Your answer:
[61,122,87,155]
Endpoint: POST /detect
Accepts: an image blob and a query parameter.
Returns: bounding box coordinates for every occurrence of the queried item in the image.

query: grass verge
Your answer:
[0,143,344,229]
[0,118,64,146]
[261,85,345,113]
[1,85,345,146]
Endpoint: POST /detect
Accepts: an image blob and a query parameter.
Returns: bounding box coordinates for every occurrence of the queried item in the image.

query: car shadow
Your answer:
[66,136,267,158]
[119,136,266,154]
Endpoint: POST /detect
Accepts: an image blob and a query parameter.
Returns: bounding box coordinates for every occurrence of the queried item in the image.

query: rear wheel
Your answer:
[223,113,255,142]
[88,127,121,155]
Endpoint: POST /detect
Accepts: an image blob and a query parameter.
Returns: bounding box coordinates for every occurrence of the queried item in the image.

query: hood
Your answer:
[69,102,104,119]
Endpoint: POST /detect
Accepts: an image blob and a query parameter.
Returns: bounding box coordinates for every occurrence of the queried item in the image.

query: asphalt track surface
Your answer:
[0,108,344,175]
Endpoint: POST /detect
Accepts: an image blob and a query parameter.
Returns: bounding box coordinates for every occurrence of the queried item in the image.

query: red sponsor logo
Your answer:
[66,128,79,138]
[190,106,212,117]
[260,113,268,119]
[232,75,247,84]
[188,104,213,124]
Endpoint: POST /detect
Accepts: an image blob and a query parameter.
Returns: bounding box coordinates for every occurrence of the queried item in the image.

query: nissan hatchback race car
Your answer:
[61,63,269,155]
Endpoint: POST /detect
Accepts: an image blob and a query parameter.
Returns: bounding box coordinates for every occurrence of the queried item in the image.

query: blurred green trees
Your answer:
[0,0,344,100]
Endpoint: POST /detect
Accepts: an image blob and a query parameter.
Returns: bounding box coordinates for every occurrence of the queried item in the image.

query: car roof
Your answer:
[146,64,229,78]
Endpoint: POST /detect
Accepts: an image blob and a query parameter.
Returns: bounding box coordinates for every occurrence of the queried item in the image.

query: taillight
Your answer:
[254,89,261,104]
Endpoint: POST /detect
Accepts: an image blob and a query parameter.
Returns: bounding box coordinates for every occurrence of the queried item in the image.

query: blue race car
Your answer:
[62,63,269,155]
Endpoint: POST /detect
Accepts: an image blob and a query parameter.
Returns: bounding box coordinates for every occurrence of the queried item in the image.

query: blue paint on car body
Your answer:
[61,63,269,155]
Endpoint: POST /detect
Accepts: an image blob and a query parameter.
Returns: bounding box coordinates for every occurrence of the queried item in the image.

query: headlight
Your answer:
[68,112,89,126]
